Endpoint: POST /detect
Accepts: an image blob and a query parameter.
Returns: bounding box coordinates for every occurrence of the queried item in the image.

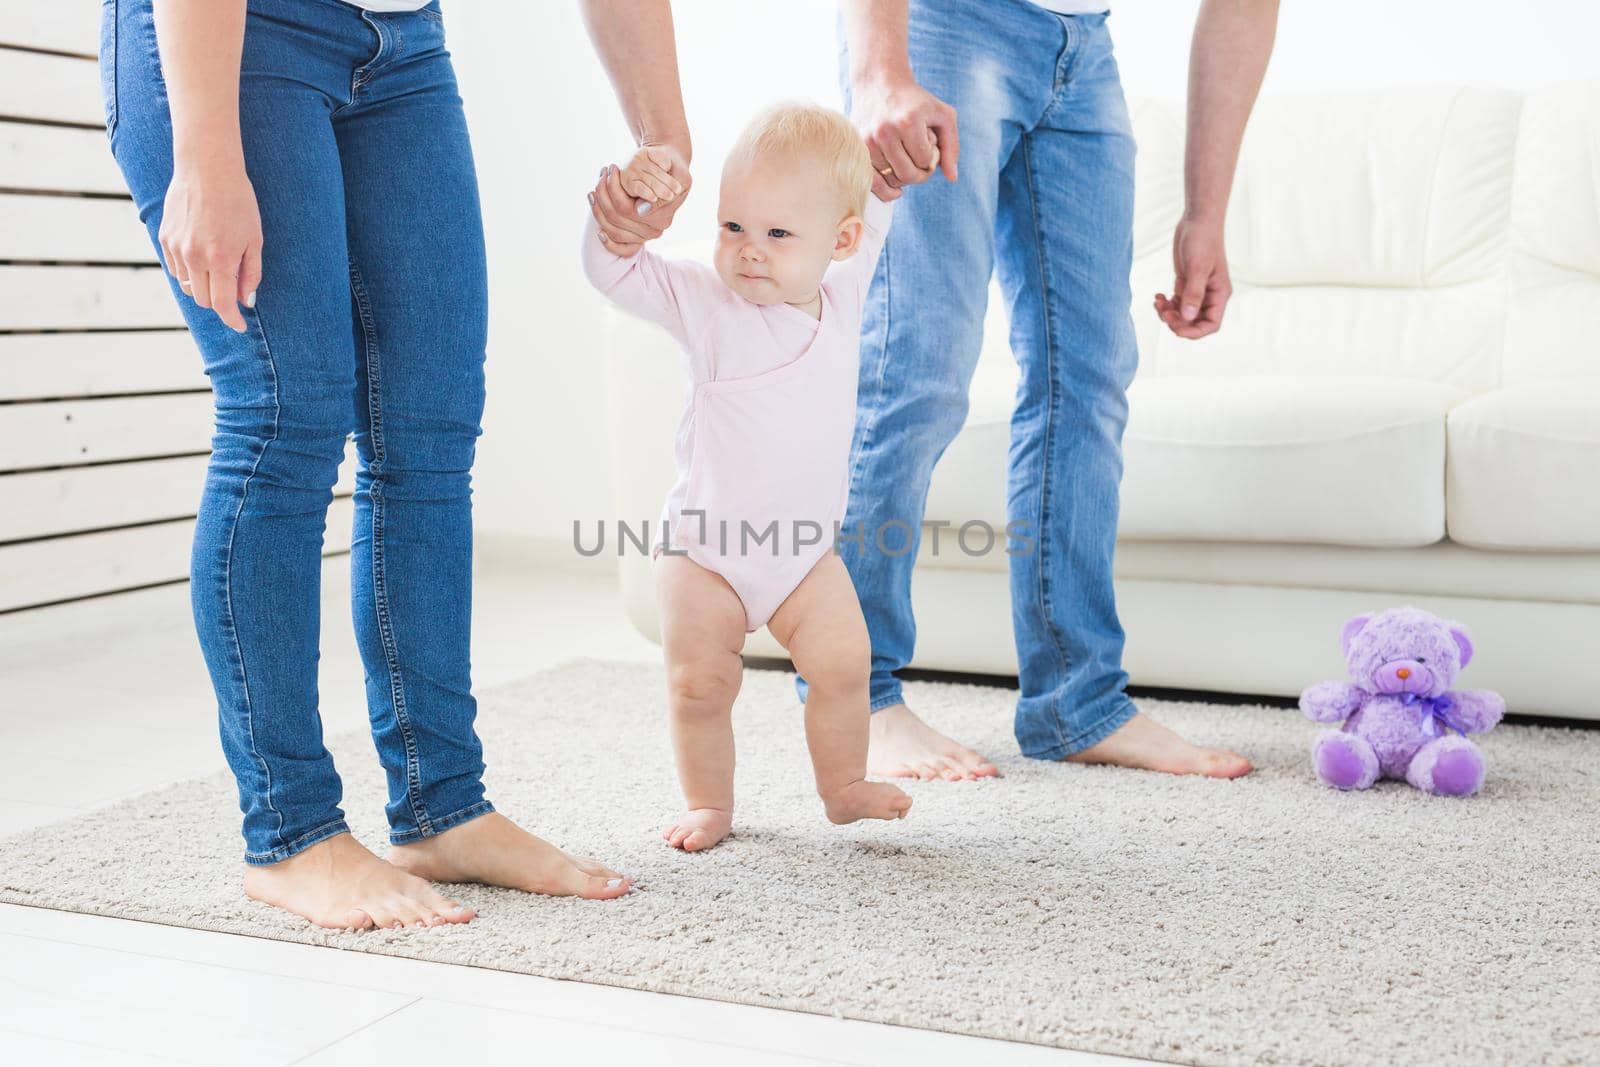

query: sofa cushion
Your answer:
[1121,376,1462,546]
[1503,82,1600,385]
[1447,383,1600,550]
[1129,89,1522,392]
[925,374,1464,548]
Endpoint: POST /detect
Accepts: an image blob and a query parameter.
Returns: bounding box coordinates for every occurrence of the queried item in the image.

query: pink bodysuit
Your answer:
[582,195,894,633]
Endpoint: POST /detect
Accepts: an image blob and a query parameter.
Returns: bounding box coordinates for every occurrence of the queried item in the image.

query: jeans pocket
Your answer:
[99,0,120,140]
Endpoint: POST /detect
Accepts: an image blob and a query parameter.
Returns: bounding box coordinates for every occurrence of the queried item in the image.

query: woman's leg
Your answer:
[329,5,627,898]
[103,0,473,928]
[107,0,352,864]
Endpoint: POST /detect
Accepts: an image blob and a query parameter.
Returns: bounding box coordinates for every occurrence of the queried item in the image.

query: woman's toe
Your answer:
[557,861,628,898]
[568,854,621,878]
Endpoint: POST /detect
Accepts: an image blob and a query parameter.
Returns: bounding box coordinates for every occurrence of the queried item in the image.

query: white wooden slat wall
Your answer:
[0,5,355,612]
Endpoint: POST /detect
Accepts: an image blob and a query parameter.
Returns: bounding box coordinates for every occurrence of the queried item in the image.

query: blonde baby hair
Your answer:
[726,100,874,219]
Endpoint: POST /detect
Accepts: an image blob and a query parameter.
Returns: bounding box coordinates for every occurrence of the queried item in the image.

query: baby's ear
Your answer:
[832,215,864,261]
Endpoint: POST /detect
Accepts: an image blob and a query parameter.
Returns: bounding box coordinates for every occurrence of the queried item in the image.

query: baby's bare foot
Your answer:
[389,812,631,900]
[242,831,474,931]
[662,808,732,851]
[821,780,913,825]
[1064,711,1252,778]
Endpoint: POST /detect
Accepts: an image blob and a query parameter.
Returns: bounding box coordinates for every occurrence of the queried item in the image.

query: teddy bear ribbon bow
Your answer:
[1399,692,1465,738]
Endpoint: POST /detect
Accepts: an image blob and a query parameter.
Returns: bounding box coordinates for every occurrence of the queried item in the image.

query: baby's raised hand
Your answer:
[619,144,688,215]
[587,163,654,256]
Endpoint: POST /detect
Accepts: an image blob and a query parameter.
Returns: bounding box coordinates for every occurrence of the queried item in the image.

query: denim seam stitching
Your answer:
[349,261,432,837]
[1026,697,1137,761]
[869,691,905,713]
[104,0,120,140]
[1020,134,1074,757]
[226,307,289,854]
[852,218,904,712]
[243,816,350,865]
[387,799,495,844]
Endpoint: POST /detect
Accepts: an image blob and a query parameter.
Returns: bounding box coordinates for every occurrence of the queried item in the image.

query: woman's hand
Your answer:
[618,143,688,216]
[587,143,692,255]
[159,157,263,334]
[849,76,959,201]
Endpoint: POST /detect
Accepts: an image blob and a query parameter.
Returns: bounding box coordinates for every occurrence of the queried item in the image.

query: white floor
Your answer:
[0,545,1137,1067]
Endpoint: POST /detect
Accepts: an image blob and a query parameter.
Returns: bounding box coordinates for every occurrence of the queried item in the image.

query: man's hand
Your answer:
[850,78,958,201]
[851,78,960,201]
[1158,0,1278,340]
[840,0,958,200]
[1154,216,1231,339]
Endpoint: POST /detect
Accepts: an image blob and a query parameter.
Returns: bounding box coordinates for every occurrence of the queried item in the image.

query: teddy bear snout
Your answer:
[1377,659,1433,694]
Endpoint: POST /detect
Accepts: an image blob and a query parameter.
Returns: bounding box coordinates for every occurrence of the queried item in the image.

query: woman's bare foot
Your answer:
[821,779,914,825]
[662,807,733,851]
[242,831,475,931]
[388,812,631,899]
[1064,712,1252,778]
[867,703,999,781]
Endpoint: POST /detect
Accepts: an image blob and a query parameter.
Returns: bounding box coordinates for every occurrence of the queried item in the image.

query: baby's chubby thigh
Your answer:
[765,551,870,690]
[652,551,748,704]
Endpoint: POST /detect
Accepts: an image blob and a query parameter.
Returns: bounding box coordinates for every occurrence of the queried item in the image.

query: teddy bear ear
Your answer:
[1449,623,1474,668]
[1340,612,1374,658]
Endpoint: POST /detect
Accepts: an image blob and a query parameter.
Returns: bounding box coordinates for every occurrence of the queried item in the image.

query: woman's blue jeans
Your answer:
[795,0,1142,760]
[101,0,494,863]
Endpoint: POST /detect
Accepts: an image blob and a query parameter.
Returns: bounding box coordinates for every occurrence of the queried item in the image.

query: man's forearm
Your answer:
[578,0,692,160]
[841,0,913,87]
[1182,0,1278,224]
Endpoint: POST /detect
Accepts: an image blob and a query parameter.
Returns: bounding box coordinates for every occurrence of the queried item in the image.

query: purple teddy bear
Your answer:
[1300,607,1505,796]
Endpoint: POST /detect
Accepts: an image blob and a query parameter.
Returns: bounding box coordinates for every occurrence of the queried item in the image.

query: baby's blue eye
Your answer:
[768,228,791,239]
[723,222,742,233]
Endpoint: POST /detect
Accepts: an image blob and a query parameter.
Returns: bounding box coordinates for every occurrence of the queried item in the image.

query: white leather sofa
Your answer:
[600,83,1600,721]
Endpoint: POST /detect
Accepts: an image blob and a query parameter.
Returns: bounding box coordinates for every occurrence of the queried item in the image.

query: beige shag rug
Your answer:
[2,658,1597,1066]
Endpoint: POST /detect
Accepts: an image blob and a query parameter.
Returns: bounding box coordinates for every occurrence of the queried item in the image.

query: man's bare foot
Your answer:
[662,808,733,851]
[1064,711,1252,778]
[388,812,631,899]
[242,831,475,931]
[821,779,913,825]
[868,703,999,781]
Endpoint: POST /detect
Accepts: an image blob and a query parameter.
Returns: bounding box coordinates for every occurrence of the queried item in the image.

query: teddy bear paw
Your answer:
[1313,730,1379,791]
[1406,735,1486,797]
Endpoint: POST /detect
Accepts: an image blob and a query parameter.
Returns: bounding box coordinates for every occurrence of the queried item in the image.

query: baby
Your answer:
[581,102,913,851]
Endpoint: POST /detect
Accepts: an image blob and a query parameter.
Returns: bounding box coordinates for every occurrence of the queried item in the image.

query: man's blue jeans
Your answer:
[796,0,1141,760]
[101,0,494,863]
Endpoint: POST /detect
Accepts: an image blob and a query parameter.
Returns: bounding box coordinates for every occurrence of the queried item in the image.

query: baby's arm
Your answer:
[826,191,897,306]
[580,206,720,363]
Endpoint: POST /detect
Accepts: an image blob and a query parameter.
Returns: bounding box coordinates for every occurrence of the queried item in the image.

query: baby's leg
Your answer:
[653,553,748,851]
[768,553,912,825]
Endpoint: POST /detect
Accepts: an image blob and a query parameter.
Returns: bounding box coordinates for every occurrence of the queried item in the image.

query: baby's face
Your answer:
[714,153,859,307]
